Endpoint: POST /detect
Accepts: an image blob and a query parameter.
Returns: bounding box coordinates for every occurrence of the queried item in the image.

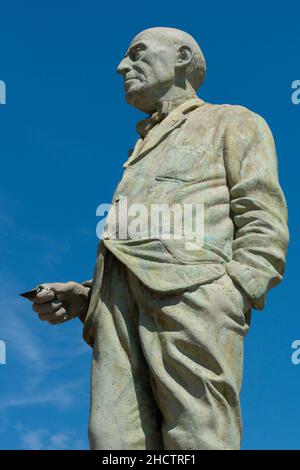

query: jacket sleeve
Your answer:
[224,106,289,310]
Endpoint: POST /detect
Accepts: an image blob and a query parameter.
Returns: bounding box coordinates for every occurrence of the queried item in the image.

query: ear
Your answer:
[176,45,192,68]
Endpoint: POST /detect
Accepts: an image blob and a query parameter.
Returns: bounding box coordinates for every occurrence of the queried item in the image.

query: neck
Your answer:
[157,95,196,116]
[129,82,197,115]
[155,84,196,114]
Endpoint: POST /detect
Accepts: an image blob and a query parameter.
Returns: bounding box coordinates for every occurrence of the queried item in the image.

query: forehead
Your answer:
[127,31,169,51]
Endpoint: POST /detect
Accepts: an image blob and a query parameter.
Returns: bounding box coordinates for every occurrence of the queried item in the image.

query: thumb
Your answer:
[40,283,69,302]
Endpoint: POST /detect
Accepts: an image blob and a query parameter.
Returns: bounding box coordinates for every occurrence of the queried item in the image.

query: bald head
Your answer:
[138,27,206,91]
[117,27,206,113]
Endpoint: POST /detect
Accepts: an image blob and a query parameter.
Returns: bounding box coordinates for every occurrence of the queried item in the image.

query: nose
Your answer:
[117,57,131,76]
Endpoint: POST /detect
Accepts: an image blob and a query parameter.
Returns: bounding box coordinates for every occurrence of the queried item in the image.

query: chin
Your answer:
[125,82,144,97]
[124,82,155,113]
[125,94,142,112]
[125,86,147,109]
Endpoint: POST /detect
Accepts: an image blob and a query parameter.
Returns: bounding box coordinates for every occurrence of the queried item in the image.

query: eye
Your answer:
[129,45,144,61]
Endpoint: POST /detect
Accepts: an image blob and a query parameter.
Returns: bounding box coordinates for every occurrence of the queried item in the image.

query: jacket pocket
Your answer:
[155,144,212,183]
[220,270,252,316]
[160,238,227,265]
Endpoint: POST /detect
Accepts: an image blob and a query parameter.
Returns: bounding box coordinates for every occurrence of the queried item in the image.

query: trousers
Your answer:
[88,250,250,450]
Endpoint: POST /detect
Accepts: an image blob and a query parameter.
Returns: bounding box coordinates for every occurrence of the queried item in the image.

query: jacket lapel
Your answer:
[123,98,205,168]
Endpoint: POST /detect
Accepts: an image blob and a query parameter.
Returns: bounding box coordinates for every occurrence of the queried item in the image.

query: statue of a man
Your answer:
[29,27,289,450]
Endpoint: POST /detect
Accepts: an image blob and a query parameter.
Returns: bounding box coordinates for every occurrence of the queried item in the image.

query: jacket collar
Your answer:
[123,97,206,168]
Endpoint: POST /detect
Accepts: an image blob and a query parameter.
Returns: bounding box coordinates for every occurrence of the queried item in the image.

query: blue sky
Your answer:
[0,0,299,450]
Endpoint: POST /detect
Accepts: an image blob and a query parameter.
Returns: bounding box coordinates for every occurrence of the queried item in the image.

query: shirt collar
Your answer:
[136,95,197,138]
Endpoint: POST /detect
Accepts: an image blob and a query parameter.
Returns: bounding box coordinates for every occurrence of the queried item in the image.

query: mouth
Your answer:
[124,77,141,92]
[125,77,138,83]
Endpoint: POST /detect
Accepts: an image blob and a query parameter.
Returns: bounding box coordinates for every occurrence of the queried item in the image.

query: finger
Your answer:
[33,287,56,303]
[46,282,74,296]
[38,307,67,322]
[48,307,69,324]
[32,300,62,314]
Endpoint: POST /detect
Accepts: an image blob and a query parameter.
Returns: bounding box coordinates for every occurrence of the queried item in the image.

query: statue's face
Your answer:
[117,31,177,113]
